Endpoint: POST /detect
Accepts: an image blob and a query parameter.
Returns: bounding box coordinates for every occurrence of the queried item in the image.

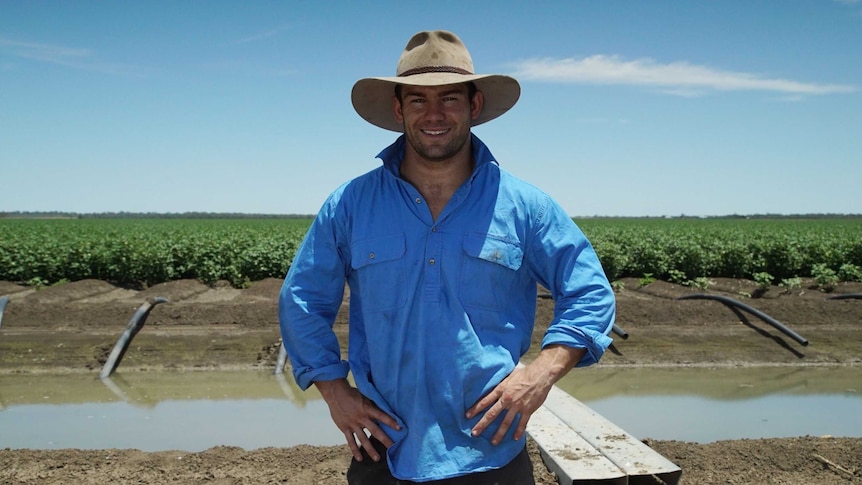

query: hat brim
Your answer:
[351,73,521,132]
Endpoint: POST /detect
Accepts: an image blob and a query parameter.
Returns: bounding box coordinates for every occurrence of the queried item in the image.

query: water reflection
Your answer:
[558,366,861,443]
[0,366,859,450]
[0,371,339,451]
[1,371,311,408]
[557,366,861,401]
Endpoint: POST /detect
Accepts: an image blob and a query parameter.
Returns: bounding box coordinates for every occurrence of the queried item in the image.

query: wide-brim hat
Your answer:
[351,30,521,132]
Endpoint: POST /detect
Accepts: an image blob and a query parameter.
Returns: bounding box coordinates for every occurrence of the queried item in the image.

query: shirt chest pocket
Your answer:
[350,234,408,312]
[460,234,524,311]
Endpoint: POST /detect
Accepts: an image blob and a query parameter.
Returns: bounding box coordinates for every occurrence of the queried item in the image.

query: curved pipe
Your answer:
[0,296,8,331]
[827,293,862,300]
[676,294,808,347]
[0,296,9,332]
[274,343,288,375]
[99,297,168,379]
[612,324,629,340]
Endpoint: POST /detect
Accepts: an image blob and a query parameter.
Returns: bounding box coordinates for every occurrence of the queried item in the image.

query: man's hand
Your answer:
[465,345,585,445]
[315,379,401,462]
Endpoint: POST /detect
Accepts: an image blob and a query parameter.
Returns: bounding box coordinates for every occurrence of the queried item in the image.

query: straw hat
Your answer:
[351,30,521,132]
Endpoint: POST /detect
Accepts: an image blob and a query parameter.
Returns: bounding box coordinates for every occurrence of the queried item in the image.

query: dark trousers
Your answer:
[346,437,536,485]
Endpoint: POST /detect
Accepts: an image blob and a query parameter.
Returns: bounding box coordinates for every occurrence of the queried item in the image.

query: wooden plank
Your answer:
[528,405,627,485]
[539,385,682,485]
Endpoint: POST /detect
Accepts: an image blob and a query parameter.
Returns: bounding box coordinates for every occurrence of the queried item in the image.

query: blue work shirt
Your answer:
[279,134,615,482]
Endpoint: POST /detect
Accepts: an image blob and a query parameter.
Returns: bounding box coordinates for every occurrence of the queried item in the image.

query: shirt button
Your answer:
[428,258,436,265]
[431,226,437,232]
[415,198,422,204]
[369,252,375,259]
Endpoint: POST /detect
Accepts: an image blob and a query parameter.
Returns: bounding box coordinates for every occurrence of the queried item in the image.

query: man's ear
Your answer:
[471,90,484,121]
[393,96,404,124]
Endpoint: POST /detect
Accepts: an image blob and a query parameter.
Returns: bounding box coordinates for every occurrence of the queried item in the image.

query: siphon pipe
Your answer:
[612,324,629,340]
[677,293,808,346]
[0,296,8,332]
[99,297,168,379]
[274,343,288,375]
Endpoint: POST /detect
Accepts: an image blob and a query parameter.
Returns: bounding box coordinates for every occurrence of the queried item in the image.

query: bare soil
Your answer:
[1,277,861,484]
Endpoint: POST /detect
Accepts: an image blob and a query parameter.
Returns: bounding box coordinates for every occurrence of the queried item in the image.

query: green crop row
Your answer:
[1,217,861,289]
[0,218,311,288]
[578,218,862,285]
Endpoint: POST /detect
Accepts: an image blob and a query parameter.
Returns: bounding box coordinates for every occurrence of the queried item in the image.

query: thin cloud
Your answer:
[573,117,631,125]
[231,24,290,45]
[834,0,862,18]
[198,60,297,78]
[0,36,149,76]
[0,37,92,63]
[512,55,856,96]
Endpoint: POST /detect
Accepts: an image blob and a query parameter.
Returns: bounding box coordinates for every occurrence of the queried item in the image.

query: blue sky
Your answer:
[2,1,860,217]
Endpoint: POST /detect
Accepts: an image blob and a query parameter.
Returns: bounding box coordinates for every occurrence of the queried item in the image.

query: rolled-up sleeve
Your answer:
[278,195,351,390]
[529,197,616,367]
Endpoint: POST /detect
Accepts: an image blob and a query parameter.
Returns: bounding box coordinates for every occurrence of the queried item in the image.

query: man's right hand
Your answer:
[314,378,401,462]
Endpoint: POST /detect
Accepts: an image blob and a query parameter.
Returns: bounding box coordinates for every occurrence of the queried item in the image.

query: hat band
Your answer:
[398,65,473,77]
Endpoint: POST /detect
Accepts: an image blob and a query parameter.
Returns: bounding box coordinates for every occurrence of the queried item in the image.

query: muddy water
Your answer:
[557,365,862,443]
[1,366,859,451]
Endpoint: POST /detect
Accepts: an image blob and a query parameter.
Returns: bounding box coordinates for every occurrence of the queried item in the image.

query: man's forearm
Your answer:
[314,378,352,402]
[527,344,586,388]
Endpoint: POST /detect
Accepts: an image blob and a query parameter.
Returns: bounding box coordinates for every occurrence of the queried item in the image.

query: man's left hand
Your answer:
[465,345,585,445]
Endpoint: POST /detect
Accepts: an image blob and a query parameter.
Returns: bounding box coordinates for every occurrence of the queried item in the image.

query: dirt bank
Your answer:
[1,277,861,484]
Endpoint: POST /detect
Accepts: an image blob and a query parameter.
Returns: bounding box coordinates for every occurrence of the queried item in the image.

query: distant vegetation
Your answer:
[2,211,861,220]
[0,218,309,288]
[1,216,860,289]
[577,218,862,289]
[0,211,315,220]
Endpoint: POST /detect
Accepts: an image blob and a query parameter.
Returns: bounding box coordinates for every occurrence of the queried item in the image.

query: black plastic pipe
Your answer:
[612,324,629,340]
[0,296,8,331]
[676,294,808,346]
[274,343,288,375]
[827,293,862,300]
[99,297,168,379]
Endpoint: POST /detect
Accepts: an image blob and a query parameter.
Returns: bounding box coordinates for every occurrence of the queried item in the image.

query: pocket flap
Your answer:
[351,234,406,270]
[463,234,523,271]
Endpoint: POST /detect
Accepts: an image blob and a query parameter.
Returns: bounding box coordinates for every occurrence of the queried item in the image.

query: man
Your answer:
[279,30,616,484]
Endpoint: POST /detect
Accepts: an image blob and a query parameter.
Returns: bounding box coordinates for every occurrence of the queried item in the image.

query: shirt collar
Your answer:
[376,134,498,178]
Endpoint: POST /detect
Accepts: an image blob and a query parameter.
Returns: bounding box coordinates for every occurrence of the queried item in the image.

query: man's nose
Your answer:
[424,99,446,119]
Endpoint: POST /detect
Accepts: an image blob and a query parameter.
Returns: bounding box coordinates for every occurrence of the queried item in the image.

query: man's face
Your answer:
[393,83,484,163]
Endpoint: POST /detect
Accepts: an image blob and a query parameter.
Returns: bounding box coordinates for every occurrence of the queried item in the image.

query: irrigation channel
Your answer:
[1,365,859,452]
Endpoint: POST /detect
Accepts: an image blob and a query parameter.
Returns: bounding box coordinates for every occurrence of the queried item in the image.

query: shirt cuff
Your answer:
[541,328,613,367]
[294,361,350,390]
